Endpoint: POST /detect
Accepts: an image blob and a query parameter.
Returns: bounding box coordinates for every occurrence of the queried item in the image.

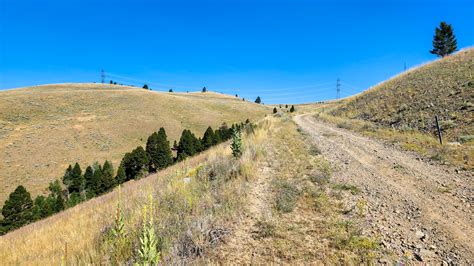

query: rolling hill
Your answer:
[332,48,474,141]
[0,83,269,206]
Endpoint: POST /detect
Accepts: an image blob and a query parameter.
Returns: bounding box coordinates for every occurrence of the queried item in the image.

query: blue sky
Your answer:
[1,0,473,103]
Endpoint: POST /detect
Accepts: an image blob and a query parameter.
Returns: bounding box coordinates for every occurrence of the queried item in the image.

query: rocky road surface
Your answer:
[295,114,473,264]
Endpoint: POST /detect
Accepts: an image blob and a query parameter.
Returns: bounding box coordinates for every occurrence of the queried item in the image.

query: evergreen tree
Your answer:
[430,22,457,57]
[110,80,113,84]
[155,128,173,169]
[290,105,296,112]
[92,163,104,194]
[176,130,199,161]
[202,126,215,149]
[48,180,65,212]
[115,164,127,185]
[245,118,250,124]
[169,89,173,92]
[83,165,95,198]
[235,94,238,97]
[146,132,160,172]
[62,164,73,191]
[273,107,277,114]
[143,84,149,90]
[32,195,55,220]
[285,104,288,108]
[121,146,149,181]
[69,163,83,194]
[219,123,231,140]
[214,129,223,144]
[255,96,261,104]
[101,160,115,192]
[1,185,33,232]
[202,86,207,92]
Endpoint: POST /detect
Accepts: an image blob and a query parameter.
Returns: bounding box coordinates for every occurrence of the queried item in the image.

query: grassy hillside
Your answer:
[332,48,474,141]
[0,83,269,206]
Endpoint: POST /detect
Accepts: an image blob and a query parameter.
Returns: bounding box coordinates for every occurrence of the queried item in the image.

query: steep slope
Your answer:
[0,83,269,205]
[332,48,474,141]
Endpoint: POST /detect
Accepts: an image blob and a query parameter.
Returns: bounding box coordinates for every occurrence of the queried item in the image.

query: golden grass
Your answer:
[332,48,474,141]
[208,115,380,263]
[0,119,269,264]
[0,83,270,206]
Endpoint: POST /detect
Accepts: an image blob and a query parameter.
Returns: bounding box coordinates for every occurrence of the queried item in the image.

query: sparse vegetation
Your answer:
[0,84,270,207]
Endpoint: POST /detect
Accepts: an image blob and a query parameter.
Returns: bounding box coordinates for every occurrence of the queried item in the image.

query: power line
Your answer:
[101,69,105,84]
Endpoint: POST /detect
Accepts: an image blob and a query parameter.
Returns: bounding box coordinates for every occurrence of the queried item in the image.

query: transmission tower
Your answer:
[336,78,341,99]
[101,69,105,84]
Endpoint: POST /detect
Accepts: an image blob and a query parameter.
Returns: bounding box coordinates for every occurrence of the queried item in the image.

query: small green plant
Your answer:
[230,129,242,158]
[136,195,160,265]
[332,183,360,195]
[275,181,300,213]
[253,219,276,239]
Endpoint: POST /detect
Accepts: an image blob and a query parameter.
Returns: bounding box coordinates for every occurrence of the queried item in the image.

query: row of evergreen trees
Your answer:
[0,121,249,235]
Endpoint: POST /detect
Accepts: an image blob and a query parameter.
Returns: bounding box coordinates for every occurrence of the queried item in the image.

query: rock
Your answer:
[415,230,425,240]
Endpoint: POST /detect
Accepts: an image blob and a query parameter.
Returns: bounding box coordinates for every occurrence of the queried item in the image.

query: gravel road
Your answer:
[295,114,473,264]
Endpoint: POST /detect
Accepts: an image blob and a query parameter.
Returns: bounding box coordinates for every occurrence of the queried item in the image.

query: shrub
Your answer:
[275,181,300,213]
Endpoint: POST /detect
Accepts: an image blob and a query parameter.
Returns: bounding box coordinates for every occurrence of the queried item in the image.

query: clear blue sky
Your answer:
[1,0,473,103]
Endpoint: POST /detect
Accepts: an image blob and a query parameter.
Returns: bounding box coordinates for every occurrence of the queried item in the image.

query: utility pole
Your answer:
[101,69,105,84]
[336,78,341,99]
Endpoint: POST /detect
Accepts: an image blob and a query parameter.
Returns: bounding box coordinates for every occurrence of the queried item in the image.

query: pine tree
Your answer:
[146,132,160,172]
[101,160,115,192]
[32,195,55,220]
[273,107,277,114]
[285,104,288,108]
[176,130,199,161]
[202,86,207,92]
[290,105,295,112]
[430,22,457,57]
[255,96,261,104]
[143,84,149,90]
[155,128,173,169]
[169,89,173,92]
[1,185,34,232]
[48,180,65,212]
[121,146,149,181]
[115,164,127,185]
[202,126,215,149]
[62,165,73,191]
[84,165,95,198]
[67,163,83,194]
[91,163,103,195]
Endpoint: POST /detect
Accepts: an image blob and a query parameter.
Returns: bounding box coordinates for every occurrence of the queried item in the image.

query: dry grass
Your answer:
[0,120,268,264]
[0,83,270,206]
[209,115,379,263]
[331,48,473,142]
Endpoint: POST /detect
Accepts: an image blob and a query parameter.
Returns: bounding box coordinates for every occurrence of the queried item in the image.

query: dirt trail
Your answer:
[295,114,473,264]
[212,161,275,263]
